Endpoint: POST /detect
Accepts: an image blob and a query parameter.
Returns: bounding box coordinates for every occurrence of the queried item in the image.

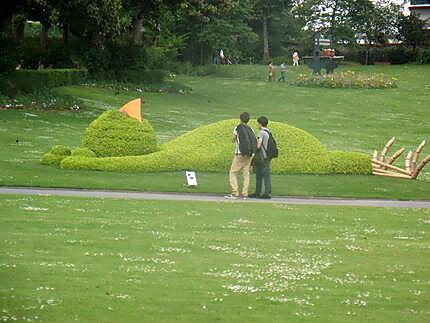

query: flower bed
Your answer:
[294,71,397,89]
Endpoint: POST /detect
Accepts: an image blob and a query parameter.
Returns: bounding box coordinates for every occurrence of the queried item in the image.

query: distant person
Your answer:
[220,49,225,64]
[225,112,257,200]
[278,63,286,82]
[250,116,277,199]
[268,62,275,82]
[293,52,300,66]
[15,60,24,70]
[38,61,44,70]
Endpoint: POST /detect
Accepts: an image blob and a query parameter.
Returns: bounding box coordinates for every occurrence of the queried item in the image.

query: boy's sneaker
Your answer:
[241,195,249,200]
[224,194,239,200]
[260,194,271,199]
[248,193,260,198]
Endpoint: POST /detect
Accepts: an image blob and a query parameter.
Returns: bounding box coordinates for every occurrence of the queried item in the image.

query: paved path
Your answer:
[1,187,429,208]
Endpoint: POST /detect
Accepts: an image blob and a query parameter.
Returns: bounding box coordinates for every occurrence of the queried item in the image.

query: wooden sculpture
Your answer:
[119,98,142,122]
[372,137,430,179]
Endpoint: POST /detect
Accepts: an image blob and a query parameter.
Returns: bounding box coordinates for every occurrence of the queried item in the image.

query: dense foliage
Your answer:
[41,145,71,166]
[1,0,428,77]
[53,118,371,174]
[82,110,158,157]
[0,69,87,95]
[329,151,372,175]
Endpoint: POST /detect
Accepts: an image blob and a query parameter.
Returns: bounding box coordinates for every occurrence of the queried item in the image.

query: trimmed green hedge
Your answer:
[329,151,372,175]
[71,147,97,158]
[61,119,334,174]
[41,153,67,166]
[41,145,71,166]
[82,110,158,157]
[0,69,87,96]
[50,145,72,156]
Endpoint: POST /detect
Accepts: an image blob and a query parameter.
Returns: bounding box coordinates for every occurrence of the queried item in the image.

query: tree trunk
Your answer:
[365,47,369,66]
[14,18,25,43]
[262,14,269,62]
[132,16,143,45]
[330,0,339,41]
[40,23,49,50]
[62,23,69,47]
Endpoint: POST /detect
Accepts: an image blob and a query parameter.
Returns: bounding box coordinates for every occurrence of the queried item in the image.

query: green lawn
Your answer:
[0,195,429,322]
[1,64,429,199]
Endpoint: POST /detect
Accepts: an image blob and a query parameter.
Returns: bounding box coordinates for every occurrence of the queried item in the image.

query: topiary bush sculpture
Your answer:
[41,145,71,166]
[82,110,157,157]
[59,119,372,174]
[71,147,97,158]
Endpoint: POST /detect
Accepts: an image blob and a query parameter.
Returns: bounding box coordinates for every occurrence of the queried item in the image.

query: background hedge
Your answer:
[82,110,158,157]
[0,69,87,96]
[329,151,372,175]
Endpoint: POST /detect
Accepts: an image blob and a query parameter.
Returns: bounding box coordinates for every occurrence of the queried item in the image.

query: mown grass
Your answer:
[0,64,429,199]
[0,195,429,322]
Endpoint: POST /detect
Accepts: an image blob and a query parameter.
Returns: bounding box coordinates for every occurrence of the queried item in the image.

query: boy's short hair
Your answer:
[257,116,269,127]
[240,112,250,123]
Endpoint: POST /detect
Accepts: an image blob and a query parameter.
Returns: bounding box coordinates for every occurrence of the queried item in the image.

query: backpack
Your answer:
[236,124,257,157]
[262,129,279,159]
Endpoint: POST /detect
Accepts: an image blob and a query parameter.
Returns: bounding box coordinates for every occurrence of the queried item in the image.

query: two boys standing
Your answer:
[225,112,277,200]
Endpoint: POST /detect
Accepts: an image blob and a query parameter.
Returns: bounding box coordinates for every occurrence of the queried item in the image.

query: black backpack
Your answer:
[236,124,257,156]
[263,129,279,159]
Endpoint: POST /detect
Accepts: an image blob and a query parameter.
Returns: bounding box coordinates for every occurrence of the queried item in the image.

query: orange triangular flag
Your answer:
[119,98,142,122]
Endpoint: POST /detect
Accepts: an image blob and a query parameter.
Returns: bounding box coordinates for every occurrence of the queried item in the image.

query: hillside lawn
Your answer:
[0,195,429,322]
[0,64,429,199]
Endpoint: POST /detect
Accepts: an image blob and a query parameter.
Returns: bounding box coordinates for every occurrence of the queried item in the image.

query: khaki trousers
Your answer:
[229,155,252,197]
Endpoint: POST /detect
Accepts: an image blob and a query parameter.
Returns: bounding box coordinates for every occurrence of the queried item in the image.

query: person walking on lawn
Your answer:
[250,116,276,199]
[278,62,286,82]
[225,112,257,200]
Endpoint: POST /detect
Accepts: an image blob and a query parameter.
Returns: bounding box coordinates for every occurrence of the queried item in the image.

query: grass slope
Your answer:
[0,64,429,198]
[0,195,429,322]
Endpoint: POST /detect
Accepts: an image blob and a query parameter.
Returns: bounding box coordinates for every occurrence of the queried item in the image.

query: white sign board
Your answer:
[185,171,198,187]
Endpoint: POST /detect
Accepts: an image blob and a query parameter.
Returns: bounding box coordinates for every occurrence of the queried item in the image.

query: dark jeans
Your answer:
[255,159,271,195]
[278,71,286,82]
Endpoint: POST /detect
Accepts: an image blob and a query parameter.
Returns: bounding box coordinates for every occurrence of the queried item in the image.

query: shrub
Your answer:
[294,71,397,89]
[50,145,71,156]
[0,69,87,96]
[272,55,293,65]
[82,110,158,157]
[417,48,430,64]
[41,145,71,166]
[71,147,97,157]
[62,119,333,174]
[41,153,67,166]
[123,69,166,83]
[329,151,372,175]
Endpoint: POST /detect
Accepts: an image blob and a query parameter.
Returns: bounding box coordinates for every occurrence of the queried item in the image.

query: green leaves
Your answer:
[82,110,158,157]
[58,118,370,175]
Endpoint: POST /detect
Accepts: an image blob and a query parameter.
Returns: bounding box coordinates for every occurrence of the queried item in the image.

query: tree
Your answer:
[398,13,429,51]
[253,0,292,61]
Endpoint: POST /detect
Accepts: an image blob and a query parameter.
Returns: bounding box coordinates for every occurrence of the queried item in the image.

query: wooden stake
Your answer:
[372,159,412,176]
[411,155,430,179]
[372,171,412,179]
[387,147,405,165]
[405,150,412,173]
[380,137,395,162]
[372,150,380,169]
[411,140,426,174]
